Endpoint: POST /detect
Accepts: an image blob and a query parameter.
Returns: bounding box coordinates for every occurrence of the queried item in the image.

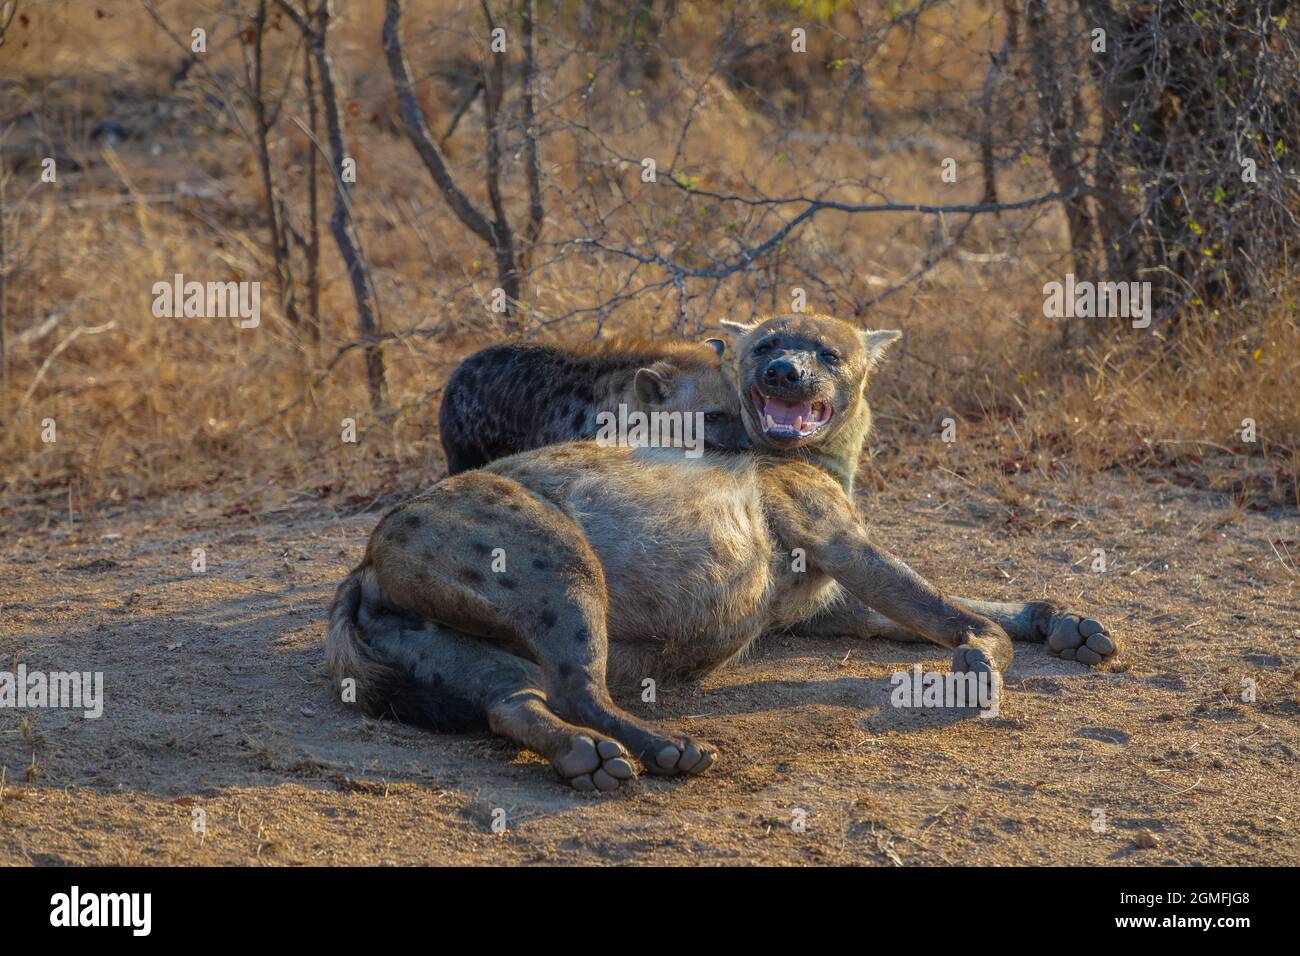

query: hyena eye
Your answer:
[704,411,726,422]
[754,341,774,355]
[819,349,840,364]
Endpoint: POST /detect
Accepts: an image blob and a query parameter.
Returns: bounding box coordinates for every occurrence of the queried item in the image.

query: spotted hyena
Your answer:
[438,338,749,474]
[328,313,1117,791]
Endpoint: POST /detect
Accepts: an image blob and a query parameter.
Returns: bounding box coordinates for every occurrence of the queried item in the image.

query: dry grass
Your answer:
[1,0,1296,526]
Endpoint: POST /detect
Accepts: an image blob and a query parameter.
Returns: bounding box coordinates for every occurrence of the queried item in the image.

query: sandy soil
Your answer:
[1,468,1297,866]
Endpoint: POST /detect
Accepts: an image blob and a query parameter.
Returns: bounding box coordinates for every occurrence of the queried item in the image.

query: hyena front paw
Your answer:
[951,622,1013,674]
[555,733,637,793]
[951,644,996,674]
[1043,611,1117,666]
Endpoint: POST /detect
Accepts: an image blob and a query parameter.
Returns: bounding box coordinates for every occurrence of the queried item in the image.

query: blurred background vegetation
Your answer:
[0,0,1295,525]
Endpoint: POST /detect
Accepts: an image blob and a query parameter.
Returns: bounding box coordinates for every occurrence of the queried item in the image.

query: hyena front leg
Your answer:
[369,474,716,778]
[361,615,637,791]
[786,588,927,642]
[805,527,1014,675]
[790,590,1117,668]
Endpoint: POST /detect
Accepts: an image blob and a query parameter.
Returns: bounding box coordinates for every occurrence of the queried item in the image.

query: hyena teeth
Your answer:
[794,416,803,432]
[765,413,776,430]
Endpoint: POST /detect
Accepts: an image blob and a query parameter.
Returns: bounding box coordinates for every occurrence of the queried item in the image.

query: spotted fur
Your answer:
[438,338,748,474]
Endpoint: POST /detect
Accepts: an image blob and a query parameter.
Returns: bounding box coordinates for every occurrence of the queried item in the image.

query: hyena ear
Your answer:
[634,366,671,404]
[703,337,726,359]
[719,320,758,337]
[860,329,902,370]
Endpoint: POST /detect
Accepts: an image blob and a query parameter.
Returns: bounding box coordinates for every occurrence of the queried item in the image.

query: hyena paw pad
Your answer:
[556,734,636,793]
[646,736,717,777]
[1047,614,1117,666]
[951,644,995,675]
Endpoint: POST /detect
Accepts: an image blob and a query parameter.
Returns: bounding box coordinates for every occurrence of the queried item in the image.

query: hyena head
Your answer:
[721,313,900,464]
[629,339,750,452]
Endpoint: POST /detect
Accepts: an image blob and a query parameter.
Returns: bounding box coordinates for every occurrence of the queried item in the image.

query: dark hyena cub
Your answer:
[438,338,749,474]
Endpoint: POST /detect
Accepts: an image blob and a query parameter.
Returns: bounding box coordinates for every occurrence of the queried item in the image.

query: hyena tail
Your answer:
[325,566,486,731]
[324,567,386,710]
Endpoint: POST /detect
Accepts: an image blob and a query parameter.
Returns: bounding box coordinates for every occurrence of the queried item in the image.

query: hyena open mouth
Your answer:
[749,386,833,439]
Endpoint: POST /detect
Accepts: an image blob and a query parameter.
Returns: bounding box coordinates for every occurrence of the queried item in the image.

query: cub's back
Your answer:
[438,340,735,475]
[439,344,597,474]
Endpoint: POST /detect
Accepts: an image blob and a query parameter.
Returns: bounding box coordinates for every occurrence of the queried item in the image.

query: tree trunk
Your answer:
[1025,0,1097,282]
[303,33,322,350]
[305,3,386,409]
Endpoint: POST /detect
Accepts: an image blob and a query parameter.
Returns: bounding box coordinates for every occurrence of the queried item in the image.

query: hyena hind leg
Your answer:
[391,475,717,778]
[365,618,637,792]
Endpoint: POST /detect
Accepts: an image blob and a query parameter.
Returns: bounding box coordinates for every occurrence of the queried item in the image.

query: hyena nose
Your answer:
[764,360,802,385]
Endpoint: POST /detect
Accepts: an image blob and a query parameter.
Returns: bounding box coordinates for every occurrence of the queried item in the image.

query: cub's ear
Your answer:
[719,320,758,337]
[703,337,726,359]
[860,329,902,370]
[634,366,671,404]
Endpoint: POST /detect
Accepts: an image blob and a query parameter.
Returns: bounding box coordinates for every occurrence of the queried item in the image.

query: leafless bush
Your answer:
[1034,0,1300,325]
[1,0,1296,507]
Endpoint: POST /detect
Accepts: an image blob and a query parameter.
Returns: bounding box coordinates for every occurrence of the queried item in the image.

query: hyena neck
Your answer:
[793,399,871,493]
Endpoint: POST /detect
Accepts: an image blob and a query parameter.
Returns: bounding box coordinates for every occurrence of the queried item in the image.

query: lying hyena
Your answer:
[439,338,749,474]
[328,312,1117,791]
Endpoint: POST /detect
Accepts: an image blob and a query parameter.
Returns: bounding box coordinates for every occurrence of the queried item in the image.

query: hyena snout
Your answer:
[762,358,807,386]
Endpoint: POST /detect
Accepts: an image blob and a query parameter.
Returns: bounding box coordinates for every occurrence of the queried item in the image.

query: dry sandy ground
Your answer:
[1,467,1297,866]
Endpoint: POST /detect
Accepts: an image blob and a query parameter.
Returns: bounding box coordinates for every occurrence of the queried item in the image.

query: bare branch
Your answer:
[381,0,496,246]
[277,0,387,408]
[520,0,544,251]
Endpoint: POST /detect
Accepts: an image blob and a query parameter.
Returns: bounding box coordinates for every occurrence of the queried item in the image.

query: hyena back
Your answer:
[438,338,748,474]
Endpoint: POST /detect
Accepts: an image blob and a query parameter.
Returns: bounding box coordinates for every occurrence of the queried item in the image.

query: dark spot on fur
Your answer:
[457,567,485,585]
[539,609,557,629]
[389,529,409,546]
[572,410,585,430]
[402,513,422,529]
[422,549,437,561]
[574,628,589,645]
[470,541,491,555]
[558,662,573,677]
[497,576,517,590]
[532,558,548,570]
